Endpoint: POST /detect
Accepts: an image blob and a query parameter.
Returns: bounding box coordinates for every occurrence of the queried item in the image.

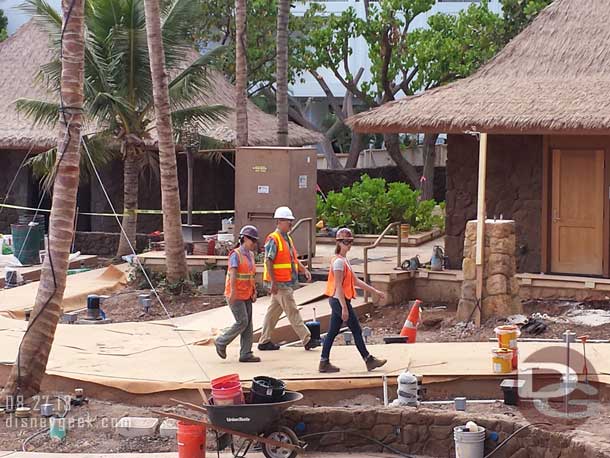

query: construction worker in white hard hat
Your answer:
[215,225,261,362]
[258,206,315,351]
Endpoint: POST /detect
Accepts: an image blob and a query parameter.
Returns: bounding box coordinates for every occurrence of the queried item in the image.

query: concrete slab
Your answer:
[159,418,178,438]
[115,417,159,438]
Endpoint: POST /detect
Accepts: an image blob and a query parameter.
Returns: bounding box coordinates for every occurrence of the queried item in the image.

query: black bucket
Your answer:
[250,376,286,404]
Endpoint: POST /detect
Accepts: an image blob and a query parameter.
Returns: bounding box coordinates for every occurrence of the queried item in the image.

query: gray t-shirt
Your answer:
[331,256,352,299]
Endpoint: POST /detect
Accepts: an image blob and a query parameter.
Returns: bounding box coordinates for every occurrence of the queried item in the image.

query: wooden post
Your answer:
[474,133,488,327]
[186,147,194,226]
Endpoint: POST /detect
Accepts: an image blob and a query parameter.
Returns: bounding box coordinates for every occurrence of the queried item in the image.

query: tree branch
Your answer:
[394,66,418,96]
[310,69,346,121]
[380,27,394,102]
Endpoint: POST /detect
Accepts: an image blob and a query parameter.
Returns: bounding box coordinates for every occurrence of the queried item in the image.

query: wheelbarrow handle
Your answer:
[169,398,208,413]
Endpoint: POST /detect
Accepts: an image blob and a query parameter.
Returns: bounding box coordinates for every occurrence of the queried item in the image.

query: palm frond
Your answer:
[27,134,119,192]
[19,0,62,42]
[37,60,61,91]
[161,0,201,67]
[14,99,60,127]
[27,147,58,192]
[168,46,227,110]
[171,104,230,127]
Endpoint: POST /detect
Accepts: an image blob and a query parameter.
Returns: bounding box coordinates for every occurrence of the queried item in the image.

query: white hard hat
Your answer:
[274,206,295,220]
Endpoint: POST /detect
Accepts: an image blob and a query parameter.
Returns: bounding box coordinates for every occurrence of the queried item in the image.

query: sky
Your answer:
[1,0,61,35]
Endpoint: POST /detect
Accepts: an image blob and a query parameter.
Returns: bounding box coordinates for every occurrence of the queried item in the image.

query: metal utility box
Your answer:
[234,146,317,258]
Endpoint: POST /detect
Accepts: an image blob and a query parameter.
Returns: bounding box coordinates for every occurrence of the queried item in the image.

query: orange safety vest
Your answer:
[224,248,256,300]
[262,231,298,283]
[325,256,356,300]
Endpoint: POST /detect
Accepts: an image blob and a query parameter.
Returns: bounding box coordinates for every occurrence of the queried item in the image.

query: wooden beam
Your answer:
[474,133,488,327]
[541,136,550,273]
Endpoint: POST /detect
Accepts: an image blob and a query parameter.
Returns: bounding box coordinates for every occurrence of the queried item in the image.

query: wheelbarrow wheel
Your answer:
[262,427,299,458]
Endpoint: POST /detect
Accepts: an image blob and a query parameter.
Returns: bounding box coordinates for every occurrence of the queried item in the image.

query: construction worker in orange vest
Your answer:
[215,225,261,362]
[258,206,315,351]
[319,227,387,373]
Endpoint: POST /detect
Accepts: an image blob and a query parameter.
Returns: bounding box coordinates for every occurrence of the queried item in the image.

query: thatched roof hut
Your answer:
[348,0,610,135]
[0,20,321,151]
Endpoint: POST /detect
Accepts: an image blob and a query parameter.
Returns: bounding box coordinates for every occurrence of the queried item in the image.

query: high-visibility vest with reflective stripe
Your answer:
[263,231,298,282]
[224,248,256,300]
[324,256,356,300]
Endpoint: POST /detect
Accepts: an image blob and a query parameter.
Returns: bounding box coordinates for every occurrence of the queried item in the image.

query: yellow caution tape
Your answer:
[0,203,234,217]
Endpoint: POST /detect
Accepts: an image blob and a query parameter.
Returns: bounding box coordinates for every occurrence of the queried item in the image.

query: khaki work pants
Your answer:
[259,287,311,346]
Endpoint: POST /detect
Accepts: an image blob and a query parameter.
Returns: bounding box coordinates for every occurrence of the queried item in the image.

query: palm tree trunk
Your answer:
[235,0,248,147]
[276,0,290,146]
[1,0,85,401]
[116,149,139,257]
[143,0,188,282]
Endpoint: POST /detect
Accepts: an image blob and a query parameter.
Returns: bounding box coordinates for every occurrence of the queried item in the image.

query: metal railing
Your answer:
[363,221,403,302]
[289,217,314,270]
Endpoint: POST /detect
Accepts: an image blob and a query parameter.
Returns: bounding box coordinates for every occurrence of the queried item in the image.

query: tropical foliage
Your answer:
[18,0,228,255]
[317,175,444,235]
[0,9,7,41]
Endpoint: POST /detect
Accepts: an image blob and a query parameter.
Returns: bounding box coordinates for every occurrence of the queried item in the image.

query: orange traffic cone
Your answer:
[400,300,422,343]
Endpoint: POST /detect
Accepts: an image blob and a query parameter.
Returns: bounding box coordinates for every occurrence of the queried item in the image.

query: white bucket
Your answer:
[454,425,485,458]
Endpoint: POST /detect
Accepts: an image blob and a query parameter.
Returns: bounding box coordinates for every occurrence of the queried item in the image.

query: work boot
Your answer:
[215,341,227,360]
[239,354,261,363]
[365,355,387,372]
[304,338,317,350]
[258,341,281,351]
[319,360,340,373]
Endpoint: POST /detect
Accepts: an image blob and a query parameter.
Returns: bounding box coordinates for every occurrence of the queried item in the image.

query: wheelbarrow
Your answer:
[157,391,305,458]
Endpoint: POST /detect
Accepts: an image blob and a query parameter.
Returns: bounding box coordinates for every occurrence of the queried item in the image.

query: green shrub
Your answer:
[317,174,444,234]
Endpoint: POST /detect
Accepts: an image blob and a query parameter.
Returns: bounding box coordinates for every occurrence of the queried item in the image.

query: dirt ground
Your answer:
[352,299,610,345]
[100,288,227,323]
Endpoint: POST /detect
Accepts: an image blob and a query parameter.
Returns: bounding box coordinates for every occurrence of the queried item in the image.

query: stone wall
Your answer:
[445,134,542,273]
[283,406,610,458]
[73,232,149,256]
[317,165,447,203]
[458,220,523,321]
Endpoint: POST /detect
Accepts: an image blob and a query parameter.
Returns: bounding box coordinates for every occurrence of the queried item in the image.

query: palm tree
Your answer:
[17,0,227,258]
[235,0,248,146]
[276,0,290,146]
[143,0,187,282]
[1,0,85,400]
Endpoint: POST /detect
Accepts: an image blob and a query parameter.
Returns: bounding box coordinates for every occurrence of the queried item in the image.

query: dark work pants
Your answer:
[321,297,369,361]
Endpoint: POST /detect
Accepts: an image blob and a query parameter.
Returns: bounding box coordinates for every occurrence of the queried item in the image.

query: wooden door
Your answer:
[551,149,605,275]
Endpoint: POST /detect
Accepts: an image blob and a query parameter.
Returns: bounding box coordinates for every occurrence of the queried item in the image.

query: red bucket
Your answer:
[211,374,244,405]
[177,421,206,458]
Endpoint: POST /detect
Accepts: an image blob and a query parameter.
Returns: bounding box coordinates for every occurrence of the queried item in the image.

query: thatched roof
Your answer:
[0,21,321,151]
[348,0,610,135]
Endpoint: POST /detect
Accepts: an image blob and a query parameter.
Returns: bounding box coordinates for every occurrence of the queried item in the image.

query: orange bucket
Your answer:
[492,348,513,374]
[511,348,518,370]
[177,421,206,458]
[494,325,520,349]
[211,374,244,405]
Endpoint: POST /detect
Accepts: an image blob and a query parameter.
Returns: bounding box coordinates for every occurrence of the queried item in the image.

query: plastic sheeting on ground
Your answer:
[0,264,128,320]
[1,308,610,394]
